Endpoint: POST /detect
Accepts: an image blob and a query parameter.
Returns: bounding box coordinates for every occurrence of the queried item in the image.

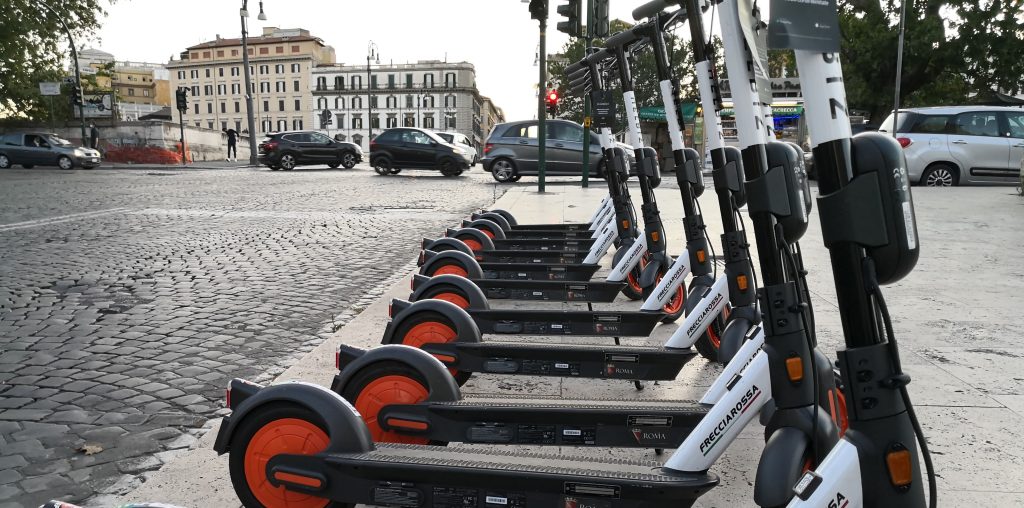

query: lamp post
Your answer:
[37,3,86,142]
[366,41,379,145]
[240,0,266,166]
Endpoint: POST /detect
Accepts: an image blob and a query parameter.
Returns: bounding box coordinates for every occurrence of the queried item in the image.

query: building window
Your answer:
[295,99,301,111]
[386,96,396,109]
[404,115,415,127]
[423,74,434,88]
[446,113,456,129]
[263,100,269,112]
[191,85,199,96]
[276,81,285,92]
[217,50,224,57]
[352,96,362,109]
[276,46,284,54]
[259,47,269,55]
[337,114,345,129]
[370,75,378,89]
[231,83,240,94]
[386,116,397,128]
[351,75,362,89]
[335,97,345,109]
[221,121,228,130]
[317,97,328,109]
[231,66,240,77]
[444,95,456,108]
[190,69,199,79]
[231,49,239,56]
[190,52,199,59]
[235,120,242,132]
[292,119,302,129]
[445,72,456,87]
[194,103,199,114]
[277,119,287,131]
[128,88,134,96]
[387,74,395,89]
[405,73,413,88]
[177,70,185,79]
[291,45,300,53]
[423,116,434,129]
[278,100,285,111]
[291,63,301,72]
[143,89,150,97]
[352,117,363,129]
[202,51,211,58]
[205,69,211,78]
[219,67,224,77]
[208,121,214,129]
[334,76,344,90]
[259,82,270,93]
[261,120,270,132]
[370,115,379,129]
[423,95,434,108]
[316,76,327,91]
[234,102,240,113]
[275,64,284,73]
[195,121,201,128]
[406,95,413,108]
[204,85,213,95]
[221,102,226,113]
[370,96,378,108]
[218,84,226,94]
[259,65,269,75]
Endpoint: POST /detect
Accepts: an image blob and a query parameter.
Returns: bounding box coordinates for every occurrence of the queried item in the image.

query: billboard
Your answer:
[73,92,114,118]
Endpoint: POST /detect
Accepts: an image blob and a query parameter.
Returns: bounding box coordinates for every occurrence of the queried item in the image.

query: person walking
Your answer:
[224,128,238,162]
[89,123,99,149]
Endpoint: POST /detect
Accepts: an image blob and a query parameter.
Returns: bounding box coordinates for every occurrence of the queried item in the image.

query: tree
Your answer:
[838,0,1024,123]
[0,1,112,122]
[546,19,717,128]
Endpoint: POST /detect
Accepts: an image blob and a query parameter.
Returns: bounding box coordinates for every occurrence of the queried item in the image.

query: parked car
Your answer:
[0,132,101,170]
[369,128,470,177]
[483,119,634,183]
[879,106,1024,186]
[257,131,362,170]
[435,131,477,167]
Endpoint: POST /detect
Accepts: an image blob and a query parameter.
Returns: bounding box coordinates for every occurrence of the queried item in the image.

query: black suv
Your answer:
[258,131,363,170]
[369,128,470,177]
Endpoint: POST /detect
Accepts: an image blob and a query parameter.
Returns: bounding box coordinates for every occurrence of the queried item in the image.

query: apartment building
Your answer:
[310,60,501,152]
[167,27,335,134]
[75,49,173,120]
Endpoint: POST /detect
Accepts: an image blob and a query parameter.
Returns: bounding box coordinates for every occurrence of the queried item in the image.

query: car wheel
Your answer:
[268,165,280,171]
[279,153,297,170]
[328,161,341,169]
[390,168,402,175]
[373,157,392,175]
[439,158,460,177]
[341,152,357,169]
[510,175,522,182]
[0,154,10,169]
[57,155,74,170]
[22,164,34,169]
[921,163,958,187]
[491,158,517,183]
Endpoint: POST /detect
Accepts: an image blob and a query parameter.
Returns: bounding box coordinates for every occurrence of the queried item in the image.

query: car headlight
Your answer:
[452,147,465,155]
[74,149,85,156]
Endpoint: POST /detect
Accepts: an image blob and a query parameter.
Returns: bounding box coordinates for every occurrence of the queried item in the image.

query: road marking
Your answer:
[0,208,130,232]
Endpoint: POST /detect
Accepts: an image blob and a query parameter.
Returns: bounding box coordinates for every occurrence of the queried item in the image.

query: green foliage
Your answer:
[546,19,720,127]
[838,0,1024,122]
[0,1,112,121]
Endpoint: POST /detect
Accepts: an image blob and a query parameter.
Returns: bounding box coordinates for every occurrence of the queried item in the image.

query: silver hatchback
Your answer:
[0,132,101,170]
[879,106,1024,186]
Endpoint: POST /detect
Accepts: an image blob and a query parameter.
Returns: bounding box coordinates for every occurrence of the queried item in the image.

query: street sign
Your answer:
[39,82,61,96]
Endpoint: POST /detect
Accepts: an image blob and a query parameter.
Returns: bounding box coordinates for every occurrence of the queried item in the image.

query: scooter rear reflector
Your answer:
[273,470,323,489]
[386,418,430,431]
[785,357,804,382]
[736,274,749,291]
[886,446,914,487]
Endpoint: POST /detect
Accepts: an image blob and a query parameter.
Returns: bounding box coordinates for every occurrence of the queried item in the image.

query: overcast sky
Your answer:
[88,0,715,121]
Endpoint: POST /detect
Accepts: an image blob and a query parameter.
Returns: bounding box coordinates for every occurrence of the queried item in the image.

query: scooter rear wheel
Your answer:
[229,403,350,508]
[339,361,441,445]
[693,305,730,363]
[416,284,471,309]
[389,311,472,386]
[641,272,687,324]
[422,259,471,278]
[621,253,650,301]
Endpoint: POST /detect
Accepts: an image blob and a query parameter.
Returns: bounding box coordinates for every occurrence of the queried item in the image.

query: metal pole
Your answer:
[537,8,548,193]
[39,3,87,142]
[240,1,258,165]
[179,105,187,166]
[891,0,909,137]
[581,0,593,188]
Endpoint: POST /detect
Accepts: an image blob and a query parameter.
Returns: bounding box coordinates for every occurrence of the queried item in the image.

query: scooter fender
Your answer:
[331,344,461,403]
[666,275,730,349]
[410,273,431,292]
[213,381,374,456]
[641,249,691,311]
[462,219,507,240]
[381,298,482,346]
[606,235,647,282]
[421,238,476,260]
[638,255,665,290]
[410,274,490,310]
[718,315,755,365]
[700,324,765,405]
[470,212,512,231]
[444,227,495,251]
[481,208,517,226]
[419,250,485,279]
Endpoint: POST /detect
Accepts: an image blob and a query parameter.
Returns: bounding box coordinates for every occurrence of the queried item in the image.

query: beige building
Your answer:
[311,60,504,153]
[478,95,506,142]
[167,27,335,134]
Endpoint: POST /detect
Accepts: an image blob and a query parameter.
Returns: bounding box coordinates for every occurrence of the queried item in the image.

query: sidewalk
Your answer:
[101,183,1024,507]
[96,161,256,171]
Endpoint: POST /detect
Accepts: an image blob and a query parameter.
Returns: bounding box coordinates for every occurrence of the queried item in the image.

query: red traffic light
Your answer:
[547,90,559,103]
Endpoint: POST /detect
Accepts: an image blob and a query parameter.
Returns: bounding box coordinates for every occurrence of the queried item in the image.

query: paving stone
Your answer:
[19,471,72,493]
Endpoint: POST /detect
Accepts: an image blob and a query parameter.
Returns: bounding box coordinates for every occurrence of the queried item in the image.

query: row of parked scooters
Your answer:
[211,0,934,507]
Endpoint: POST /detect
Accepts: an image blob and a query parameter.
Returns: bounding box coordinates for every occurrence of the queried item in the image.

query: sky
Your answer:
[87,0,716,121]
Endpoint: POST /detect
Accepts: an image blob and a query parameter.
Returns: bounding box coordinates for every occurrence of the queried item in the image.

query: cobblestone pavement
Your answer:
[0,165,505,507]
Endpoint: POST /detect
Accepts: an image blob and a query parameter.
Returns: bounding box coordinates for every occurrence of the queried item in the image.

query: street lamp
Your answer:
[37,3,86,143]
[366,41,379,144]
[240,0,266,166]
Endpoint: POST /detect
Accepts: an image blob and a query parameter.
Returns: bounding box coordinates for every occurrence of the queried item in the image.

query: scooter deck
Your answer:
[468,308,663,336]
[481,262,600,281]
[269,443,717,508]
[470,279,624,302]
[376,393,708,448]
[490,237,597,251]
[423,342,694,380]
[493,229,596,239]
[476,249,588,264]
[509,222,592,231]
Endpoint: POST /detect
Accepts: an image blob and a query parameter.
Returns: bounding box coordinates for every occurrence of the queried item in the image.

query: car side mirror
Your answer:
[430,141,437,146]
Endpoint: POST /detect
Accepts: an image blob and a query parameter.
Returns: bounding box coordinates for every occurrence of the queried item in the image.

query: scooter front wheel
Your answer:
[339,361,442,445]
[621,253,650,301]
[388,311,472,386]
[642,273,687,324]
[691,294,730,363]
[228,402,350,508]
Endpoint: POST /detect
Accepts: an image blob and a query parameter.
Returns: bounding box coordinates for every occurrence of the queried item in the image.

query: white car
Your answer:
[879,105,1024,186]
[436,132,477,167]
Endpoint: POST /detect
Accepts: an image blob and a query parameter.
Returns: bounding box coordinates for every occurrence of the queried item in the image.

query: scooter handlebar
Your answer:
[585,47,614,65]
[567,67,589,82]
[565,61,587,76]
[604,29,640,50]
[632,0,675,21]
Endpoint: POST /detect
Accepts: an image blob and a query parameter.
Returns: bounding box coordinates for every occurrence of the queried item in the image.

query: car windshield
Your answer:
[422,130,448,144]
[47,135,73,146]
[436,133,453,143]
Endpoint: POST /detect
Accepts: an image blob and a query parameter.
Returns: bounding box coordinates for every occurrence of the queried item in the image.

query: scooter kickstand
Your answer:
[614,336,621,345]
[634,380,645,390]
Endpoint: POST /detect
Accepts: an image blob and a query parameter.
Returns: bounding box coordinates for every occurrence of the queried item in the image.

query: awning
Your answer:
[638,102,699,122]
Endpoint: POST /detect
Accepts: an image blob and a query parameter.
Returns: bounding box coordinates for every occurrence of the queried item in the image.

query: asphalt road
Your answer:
[0,164,504,507]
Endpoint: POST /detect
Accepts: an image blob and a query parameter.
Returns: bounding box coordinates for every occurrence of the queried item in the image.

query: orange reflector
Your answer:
[387,418,429,430]
[433,354,456,364]
[785,357,804,382]
[886,448,914,487]
[273,471,322,489]
[696,250,706,263]
[622,220,630,229]
[737,275,749,291]
[651,232,660,242]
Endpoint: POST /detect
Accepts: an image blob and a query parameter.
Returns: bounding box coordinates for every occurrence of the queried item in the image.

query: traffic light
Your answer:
[556,0,581,37]
[593,0,610,37]
[175,88,188,112]
[546,89,559,116]
[71,86,83,106]
[528,0,547,21]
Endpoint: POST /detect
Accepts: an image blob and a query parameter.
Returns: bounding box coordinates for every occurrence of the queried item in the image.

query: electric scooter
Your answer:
[773,3,936,507]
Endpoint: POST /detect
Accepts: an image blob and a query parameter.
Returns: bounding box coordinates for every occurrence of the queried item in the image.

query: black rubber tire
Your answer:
[921,162,959,187]
[278,153,297,171]
[386,311,472,386]
[510,175,522,182]
[337,360,448,446]
[619,252,647,301]
[227,402,351,508]
[439,159,461,177]
[692,298,728,363]
[642,278,686,324]
[22,164,34,169]
[0,154,10,169]
[389,168,402,175]
[268,165,280,171]
[490,158,517,183]
[373,157,392,175]
[341,152,358,169]
[416,284,471,309]
[421,258,474,279]
[327,161,341,169]
[57,155,74,170]
[753,427,811,508]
